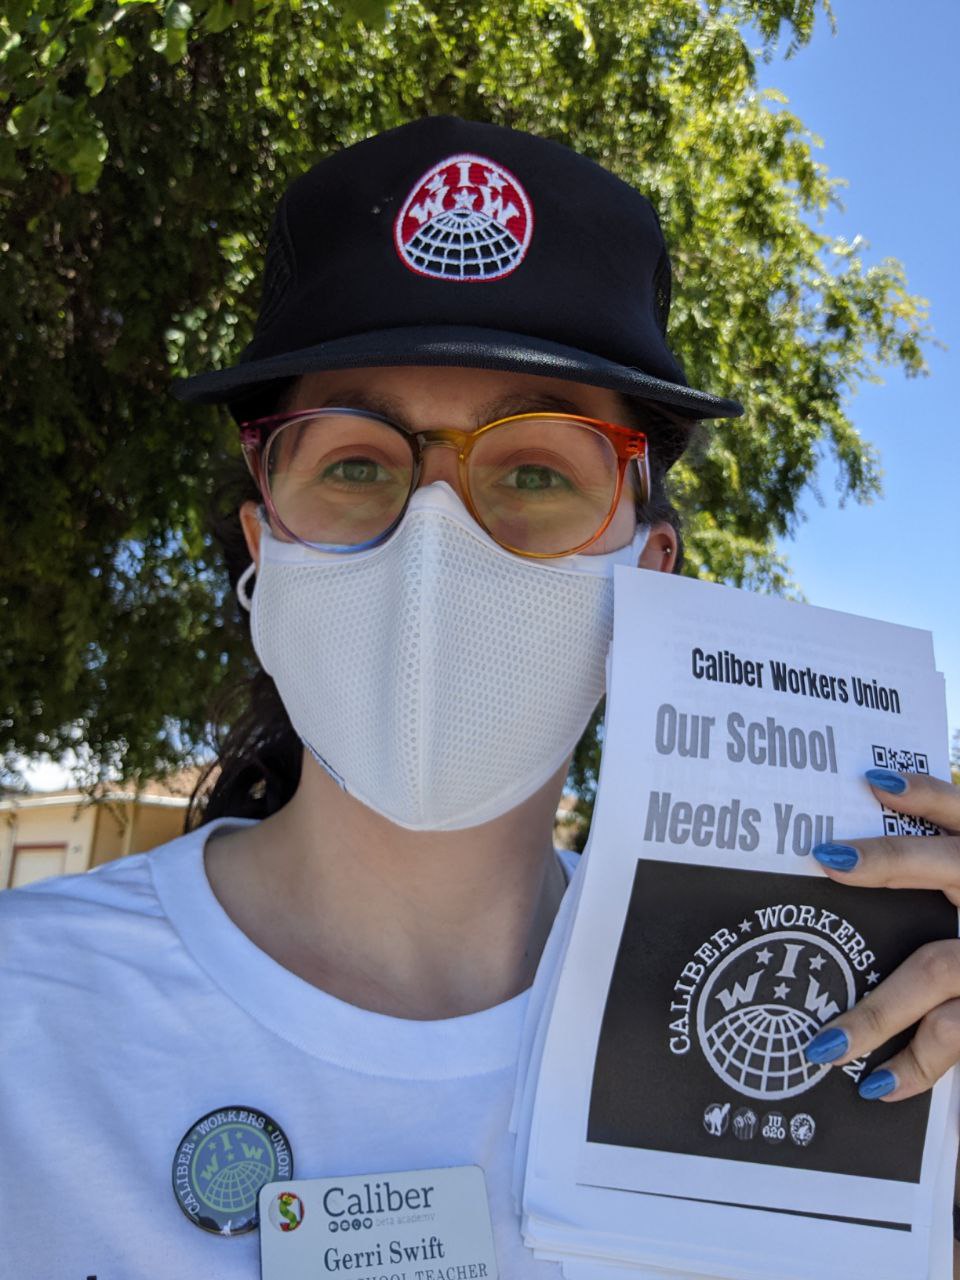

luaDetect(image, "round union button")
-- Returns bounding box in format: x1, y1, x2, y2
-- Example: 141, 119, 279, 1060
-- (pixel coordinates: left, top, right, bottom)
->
171, 1106, 294, 1235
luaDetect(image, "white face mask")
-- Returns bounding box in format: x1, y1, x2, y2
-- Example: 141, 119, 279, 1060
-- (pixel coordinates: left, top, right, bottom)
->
240, 482, 648, 831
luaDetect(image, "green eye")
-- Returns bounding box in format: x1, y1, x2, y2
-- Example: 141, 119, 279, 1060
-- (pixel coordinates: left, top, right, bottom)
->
322, 458, 389, 484
502, 464, 573, 492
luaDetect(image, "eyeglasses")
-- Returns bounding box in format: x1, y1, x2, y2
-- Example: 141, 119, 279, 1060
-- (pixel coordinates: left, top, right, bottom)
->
239, 408, 650, 559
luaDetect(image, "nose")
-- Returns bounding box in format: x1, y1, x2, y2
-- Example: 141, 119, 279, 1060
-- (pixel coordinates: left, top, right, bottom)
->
416, 439, 463, 495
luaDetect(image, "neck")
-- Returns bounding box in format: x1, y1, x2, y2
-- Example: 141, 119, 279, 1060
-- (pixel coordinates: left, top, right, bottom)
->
204, 751, 570, 1019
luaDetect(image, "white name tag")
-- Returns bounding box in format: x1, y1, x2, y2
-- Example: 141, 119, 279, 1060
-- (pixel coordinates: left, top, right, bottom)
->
259, 1165, 499, 1280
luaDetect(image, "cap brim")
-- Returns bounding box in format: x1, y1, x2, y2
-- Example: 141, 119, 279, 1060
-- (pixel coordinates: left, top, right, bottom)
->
171, 325, 743, 420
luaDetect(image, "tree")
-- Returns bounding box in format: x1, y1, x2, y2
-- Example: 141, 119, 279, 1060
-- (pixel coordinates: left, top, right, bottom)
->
0, 0, 932, 797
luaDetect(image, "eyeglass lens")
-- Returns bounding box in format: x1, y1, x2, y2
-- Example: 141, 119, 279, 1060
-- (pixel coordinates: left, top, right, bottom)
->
263, 413, 623, 555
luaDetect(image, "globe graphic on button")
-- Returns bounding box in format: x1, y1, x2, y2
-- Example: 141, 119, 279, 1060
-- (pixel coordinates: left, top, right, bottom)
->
202, 1157, 273, 1214
193, 1124, 277, 1215
695, 929, 857, 1101
403, 208, 523, 280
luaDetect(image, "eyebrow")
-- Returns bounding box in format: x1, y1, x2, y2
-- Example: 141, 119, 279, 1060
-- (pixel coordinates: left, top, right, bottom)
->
309, 387, 588, 429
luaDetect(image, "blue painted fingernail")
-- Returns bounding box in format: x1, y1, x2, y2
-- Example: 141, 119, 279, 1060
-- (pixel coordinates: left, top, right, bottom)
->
865, 768, 907, 795
812, 843, 860, 871
804, 1027, 849, 1064
859, 1069, 898, 1100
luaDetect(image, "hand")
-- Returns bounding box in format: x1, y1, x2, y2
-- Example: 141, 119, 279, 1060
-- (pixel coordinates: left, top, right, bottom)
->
802, 767, 960, 1101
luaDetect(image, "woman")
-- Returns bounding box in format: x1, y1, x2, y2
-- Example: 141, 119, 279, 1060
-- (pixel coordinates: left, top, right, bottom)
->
2, 115, 958, 1278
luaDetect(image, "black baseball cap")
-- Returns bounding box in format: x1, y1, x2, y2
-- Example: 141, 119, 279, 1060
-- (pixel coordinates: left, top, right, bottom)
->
173, 115, 743, 423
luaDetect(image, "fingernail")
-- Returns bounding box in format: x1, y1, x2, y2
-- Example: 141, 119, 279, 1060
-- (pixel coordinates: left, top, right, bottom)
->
812, 843, 860, 871
804, 1026, 849, 1064
865, 767, 907, 795
859, 1069, 898, 1100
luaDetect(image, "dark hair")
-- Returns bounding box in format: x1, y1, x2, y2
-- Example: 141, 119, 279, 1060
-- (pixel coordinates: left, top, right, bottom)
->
185, 386, 695, 831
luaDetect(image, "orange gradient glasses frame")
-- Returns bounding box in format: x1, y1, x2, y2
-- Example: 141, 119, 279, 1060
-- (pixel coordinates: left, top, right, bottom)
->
239, 408, 650, 559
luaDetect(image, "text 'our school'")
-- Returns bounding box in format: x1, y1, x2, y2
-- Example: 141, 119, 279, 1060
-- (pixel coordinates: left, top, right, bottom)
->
655, 703, 838, 771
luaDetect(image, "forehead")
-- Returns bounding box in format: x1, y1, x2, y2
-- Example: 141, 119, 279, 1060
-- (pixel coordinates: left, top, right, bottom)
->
287, 365, 631, 425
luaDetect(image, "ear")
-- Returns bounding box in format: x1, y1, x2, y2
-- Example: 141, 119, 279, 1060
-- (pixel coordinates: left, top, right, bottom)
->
638, 520, 678, 574
239, 500, 263, 571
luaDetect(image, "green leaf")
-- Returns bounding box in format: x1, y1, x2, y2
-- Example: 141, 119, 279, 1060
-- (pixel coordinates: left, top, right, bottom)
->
165, 0, 193, 30
85, 55, 106, 95
163, 26, 188, 61
562, 0, 595, 54
0, 137, 24, 179
342, 0, 391, 27
202, 0, 238, 32
57, 123, 109, 191
105, 40, 135, 77
3, 1, 35, 34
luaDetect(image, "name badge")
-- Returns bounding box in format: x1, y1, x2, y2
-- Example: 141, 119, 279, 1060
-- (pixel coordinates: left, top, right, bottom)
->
259, 1165, 499, 1280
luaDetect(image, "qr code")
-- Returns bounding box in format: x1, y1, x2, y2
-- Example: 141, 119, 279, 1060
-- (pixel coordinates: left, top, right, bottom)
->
872, 745, 929, 775
871, 745, 939, 837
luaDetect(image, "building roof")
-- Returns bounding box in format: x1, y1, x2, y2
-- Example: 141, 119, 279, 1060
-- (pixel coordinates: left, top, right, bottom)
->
0, 765, 212, 811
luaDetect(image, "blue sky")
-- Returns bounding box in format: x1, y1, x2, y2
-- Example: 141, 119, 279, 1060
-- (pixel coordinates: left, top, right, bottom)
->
754, 0, 960, 756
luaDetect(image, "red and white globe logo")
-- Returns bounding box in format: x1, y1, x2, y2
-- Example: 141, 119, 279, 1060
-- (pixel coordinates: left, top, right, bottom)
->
394, 152, 533, 282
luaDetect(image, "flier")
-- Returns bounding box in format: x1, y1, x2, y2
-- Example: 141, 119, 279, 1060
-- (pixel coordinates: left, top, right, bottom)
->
518, 568, 957, 1278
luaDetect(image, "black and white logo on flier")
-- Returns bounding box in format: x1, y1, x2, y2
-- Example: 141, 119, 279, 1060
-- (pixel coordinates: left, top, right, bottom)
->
695, 931, 856, 1101
790, 1113, 816, 1146
702, 1102, 730, 1136
589, 861, 957, 1180
732, 1107, 758, 1140
761, 1111, 787, 1143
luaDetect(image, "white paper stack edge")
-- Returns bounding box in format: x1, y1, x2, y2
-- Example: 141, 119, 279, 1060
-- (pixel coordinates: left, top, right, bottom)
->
510, 569, 959, 1280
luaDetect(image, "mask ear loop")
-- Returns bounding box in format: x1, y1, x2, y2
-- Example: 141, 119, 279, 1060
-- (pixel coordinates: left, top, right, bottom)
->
236, 561, 256, 612
631, 523, 650, 563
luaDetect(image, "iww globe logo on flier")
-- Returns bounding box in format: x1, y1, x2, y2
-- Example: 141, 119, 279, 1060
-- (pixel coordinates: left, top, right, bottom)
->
689, 926, 863, 1101
587, 861, 957, 1182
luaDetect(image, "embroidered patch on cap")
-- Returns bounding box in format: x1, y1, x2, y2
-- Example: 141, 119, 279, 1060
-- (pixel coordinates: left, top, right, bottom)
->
394, 153, 533, 282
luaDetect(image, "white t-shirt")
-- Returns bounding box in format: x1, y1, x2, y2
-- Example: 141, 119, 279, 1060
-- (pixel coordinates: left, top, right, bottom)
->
0, 815, 576, 1279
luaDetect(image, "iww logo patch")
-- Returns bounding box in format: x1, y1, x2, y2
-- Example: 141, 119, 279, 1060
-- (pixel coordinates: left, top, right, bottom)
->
394, 153, 533, 282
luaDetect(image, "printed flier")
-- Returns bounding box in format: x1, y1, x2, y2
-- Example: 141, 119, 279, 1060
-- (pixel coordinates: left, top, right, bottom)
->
588, 860, 957, 1187
527, 569, 956, 1239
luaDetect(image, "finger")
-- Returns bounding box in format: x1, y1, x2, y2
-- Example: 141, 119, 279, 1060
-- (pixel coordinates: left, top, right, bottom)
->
811, 833, 960, 899
855, 996, 960, 1102
864, 767, 960, 835
803, 939, 960, 1068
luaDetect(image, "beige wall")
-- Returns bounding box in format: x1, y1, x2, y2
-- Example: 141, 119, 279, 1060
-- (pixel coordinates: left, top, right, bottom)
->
2, 797, 188, 889
89, 803, 127, 869
1, 802, 96, 888
131, 803, 186, 856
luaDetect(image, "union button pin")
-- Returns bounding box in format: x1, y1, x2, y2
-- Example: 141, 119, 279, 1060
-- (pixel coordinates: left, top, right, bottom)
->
171, 1106, 294, 1235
